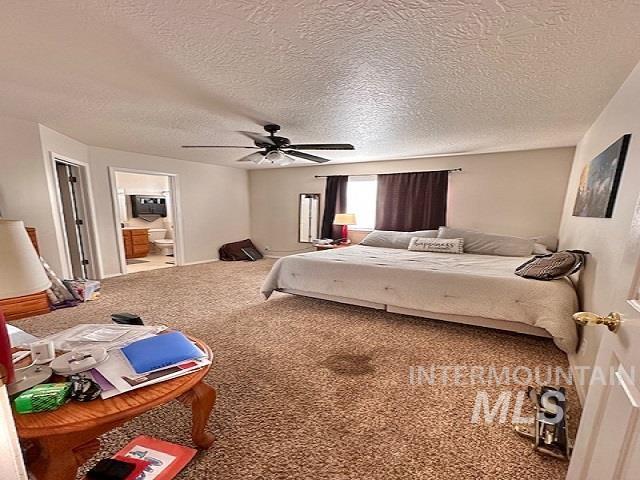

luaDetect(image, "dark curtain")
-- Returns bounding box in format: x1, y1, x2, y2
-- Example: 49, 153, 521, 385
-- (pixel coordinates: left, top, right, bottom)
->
375, 171, 448, 231
321, 175, 348, 239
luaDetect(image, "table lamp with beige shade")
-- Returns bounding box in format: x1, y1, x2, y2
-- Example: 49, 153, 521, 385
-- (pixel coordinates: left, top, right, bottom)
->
333, 213, 357, 244
0, 219, 51, 480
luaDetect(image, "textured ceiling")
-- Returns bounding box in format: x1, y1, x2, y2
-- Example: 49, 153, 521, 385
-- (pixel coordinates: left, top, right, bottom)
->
1, 0, 640, 169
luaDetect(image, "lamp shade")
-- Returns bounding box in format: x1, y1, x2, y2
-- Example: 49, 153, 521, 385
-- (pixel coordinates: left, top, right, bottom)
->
333, 213, 357, 226
0, 220, 50, 300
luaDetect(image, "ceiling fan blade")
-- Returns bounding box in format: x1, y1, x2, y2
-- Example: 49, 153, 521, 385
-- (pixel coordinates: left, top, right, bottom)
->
181, 145, 259, 149
239, 131, 276, 146
237, 152, 266, 163
284, 150, 331, 163
287, 143, 354, 150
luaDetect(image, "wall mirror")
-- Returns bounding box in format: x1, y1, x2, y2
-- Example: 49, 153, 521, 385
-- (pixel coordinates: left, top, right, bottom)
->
299, 193, 321, 243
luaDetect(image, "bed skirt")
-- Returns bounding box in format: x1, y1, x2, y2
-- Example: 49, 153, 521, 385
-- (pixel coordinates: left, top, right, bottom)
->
278, 288, 552, 338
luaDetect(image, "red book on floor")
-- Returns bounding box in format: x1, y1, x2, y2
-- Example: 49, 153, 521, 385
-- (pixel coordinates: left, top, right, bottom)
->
114, 435, 197, 480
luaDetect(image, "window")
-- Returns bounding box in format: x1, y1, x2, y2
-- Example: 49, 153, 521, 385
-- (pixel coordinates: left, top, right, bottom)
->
346, 176, 377, 230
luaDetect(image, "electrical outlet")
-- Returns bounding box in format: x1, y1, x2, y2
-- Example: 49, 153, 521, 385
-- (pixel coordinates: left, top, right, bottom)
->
264, 245, 270, 251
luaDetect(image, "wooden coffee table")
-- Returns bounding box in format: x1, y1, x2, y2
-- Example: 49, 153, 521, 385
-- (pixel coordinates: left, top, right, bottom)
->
13, 337, 215, 480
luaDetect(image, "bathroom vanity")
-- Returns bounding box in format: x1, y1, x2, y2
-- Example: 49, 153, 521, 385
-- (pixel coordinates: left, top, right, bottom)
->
122, 228, 149, 259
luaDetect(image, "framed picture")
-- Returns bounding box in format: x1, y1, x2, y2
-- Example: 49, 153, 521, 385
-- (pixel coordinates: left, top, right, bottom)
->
573, 134, 631, 218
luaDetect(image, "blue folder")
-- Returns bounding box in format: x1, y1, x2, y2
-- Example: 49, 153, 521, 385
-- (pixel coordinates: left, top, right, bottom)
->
122, 331, 203, 374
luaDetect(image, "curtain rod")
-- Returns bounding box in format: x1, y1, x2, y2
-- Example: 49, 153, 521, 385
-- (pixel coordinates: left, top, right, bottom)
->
314, 168, 462, 178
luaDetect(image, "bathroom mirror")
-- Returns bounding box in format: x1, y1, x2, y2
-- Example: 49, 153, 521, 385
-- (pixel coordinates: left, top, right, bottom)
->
298, 193, 321, 243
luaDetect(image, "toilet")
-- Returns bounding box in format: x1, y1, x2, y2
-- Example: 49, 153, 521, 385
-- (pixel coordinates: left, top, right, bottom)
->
148, 228, 174, 256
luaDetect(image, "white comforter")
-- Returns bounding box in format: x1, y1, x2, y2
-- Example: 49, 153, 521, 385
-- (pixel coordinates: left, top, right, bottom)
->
262, 246, 578, 352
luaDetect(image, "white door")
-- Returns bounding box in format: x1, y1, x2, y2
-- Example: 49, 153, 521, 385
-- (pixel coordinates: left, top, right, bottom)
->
567, 314, 640, 479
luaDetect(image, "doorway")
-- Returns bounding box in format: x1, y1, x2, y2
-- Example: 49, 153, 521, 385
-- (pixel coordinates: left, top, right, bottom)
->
109, 168, 183, 275
50, 154, 100, 279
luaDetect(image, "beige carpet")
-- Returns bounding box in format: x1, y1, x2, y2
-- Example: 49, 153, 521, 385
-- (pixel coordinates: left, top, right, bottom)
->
15, 260, 577, 479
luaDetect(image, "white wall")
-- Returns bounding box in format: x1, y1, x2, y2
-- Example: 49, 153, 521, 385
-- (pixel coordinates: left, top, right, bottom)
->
559, 60, 640, 386
89, 147, 250, 276
1, 117, 251, 279
249, 148, 574, 255
115, 171, 170, 194
0, 117, 66, 273
39, 124, 89, 165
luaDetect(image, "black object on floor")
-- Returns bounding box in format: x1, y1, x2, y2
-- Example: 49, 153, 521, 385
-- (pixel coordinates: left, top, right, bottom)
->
87, 458, 135, 480
219, 238, 261, 261
111, 313, 144, 326
514, 385, 572, 460
241, 247, 263, 261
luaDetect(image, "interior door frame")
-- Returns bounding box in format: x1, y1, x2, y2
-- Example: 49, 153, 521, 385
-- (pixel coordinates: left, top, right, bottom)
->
46, 152, 103, 279
108, 167, 185, 275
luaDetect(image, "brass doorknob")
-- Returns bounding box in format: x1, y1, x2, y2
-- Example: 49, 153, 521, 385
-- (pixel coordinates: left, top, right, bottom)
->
573, 311, 621, 332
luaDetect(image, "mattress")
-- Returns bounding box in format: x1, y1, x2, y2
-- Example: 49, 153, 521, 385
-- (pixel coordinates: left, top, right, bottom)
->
261, 245, 578, 352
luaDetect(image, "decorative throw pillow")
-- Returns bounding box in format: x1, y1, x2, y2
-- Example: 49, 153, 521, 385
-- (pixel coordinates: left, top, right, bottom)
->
515, 250, 589, 280
438, 227, 534, 257
360, 230, 438, 249
408, 237, 464, 254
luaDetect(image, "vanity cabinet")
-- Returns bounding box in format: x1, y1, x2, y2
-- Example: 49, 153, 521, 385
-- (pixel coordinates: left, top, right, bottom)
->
123, 228, 149, 259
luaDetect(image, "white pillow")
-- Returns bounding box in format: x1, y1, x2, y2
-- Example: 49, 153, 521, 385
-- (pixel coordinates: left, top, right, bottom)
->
360, 230, 438, 249
408, 237, 464, 254
530, 235, 558, 252
437, 227, 534, 257
532, 242, 552, 255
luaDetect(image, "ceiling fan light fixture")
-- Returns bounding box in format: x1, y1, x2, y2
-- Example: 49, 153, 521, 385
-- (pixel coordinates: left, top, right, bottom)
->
252, 153, 266, 164
265, 150, 292, 165
279, 155, 294, 166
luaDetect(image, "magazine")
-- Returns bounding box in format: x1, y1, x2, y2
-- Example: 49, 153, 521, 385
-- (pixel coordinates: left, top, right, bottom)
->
114, 435, 196, 480
90, 347, 210, 399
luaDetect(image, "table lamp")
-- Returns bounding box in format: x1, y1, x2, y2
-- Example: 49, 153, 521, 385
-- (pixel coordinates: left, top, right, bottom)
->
0, 219, 51, 480
333, 213, 357, 243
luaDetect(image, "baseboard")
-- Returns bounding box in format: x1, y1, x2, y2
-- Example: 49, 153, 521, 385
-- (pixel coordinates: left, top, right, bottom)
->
567, 353, 586, 406
181, 258, 219, 266
101, 272, 123, 279
101, 259, 218, 277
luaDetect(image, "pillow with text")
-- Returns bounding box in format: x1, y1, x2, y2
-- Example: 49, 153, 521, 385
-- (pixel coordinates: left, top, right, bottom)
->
408, 237, 464, 254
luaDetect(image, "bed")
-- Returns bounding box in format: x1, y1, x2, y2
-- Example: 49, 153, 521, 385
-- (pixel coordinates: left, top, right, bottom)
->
261, 245, 578, 352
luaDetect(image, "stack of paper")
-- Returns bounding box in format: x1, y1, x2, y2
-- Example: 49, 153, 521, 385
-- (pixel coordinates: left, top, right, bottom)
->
90, 344, 210, 399
31, 324, 166, 351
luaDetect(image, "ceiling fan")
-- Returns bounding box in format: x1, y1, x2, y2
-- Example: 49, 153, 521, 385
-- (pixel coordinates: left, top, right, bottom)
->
182, 124, 355, 165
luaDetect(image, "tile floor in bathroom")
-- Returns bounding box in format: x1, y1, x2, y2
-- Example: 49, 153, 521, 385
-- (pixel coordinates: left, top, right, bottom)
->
126, 253, 175, 274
